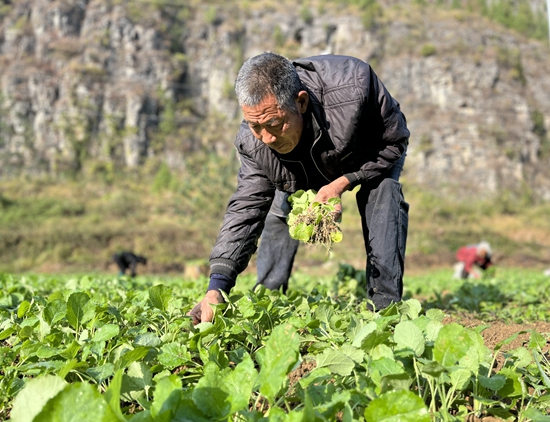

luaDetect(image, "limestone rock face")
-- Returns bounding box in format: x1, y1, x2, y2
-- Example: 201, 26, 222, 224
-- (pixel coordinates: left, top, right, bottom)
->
0, 1, 548, 199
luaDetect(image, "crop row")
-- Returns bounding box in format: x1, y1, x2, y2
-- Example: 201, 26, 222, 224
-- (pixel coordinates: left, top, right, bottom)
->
0, 271, 549, 421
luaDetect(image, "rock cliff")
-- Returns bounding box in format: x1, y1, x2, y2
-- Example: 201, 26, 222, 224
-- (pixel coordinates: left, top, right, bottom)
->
0, 0, 549, 199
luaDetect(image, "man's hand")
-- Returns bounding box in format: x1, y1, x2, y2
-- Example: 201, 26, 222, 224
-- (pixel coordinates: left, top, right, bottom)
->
314, 176, 351, 221
187, 290, 224, 325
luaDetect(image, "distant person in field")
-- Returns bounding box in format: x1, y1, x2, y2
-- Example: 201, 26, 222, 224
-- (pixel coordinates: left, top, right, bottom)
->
453, 241, 492, 279
188, 52, 410, 325
113, 252, 147, 277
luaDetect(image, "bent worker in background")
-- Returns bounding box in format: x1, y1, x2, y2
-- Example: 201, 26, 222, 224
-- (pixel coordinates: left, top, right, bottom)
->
453, 241, 493, 279
113, 251, 147, 278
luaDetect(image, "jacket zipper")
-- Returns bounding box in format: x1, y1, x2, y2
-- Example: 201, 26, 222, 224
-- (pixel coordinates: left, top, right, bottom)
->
310, 124, 333, 183
279, 158, 309, 186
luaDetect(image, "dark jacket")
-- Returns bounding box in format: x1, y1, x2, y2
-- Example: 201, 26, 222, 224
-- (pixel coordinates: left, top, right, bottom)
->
210, 54, 410, 280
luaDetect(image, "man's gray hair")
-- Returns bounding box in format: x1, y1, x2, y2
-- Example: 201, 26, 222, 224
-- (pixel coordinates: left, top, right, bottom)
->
235, 52, 303, 114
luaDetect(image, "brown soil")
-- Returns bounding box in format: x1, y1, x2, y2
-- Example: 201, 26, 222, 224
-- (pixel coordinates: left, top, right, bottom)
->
443, 316, 550, 375
288, 359, 317, 387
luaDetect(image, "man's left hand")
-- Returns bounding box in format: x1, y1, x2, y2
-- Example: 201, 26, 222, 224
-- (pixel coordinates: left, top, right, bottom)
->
187, 290, 224, 325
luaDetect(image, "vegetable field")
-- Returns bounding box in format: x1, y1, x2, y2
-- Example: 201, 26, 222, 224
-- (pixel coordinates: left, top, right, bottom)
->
1, 267, 549, 421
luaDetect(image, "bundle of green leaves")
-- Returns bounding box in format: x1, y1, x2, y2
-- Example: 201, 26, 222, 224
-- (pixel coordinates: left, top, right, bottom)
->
287, 189, 343, 250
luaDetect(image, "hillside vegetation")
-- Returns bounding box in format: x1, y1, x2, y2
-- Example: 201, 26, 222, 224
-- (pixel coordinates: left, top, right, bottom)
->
1, 164, 550, 276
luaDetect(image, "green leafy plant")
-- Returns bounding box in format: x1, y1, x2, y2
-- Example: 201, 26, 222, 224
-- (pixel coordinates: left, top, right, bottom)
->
1, 269, 550, 419
287, 189, 343, 250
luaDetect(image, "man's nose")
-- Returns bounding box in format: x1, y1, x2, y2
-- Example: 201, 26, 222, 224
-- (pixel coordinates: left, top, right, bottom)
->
261, 128, 276, 144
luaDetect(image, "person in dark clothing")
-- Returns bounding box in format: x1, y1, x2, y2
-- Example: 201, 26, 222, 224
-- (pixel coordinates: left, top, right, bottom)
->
453, 241, 492, 279
188, 52, 410, 324
113, 252, 147, 277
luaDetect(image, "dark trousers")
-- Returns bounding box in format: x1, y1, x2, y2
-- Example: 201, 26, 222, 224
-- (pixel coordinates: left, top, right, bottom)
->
255, 212, 299, 294
255, 155, 409, 309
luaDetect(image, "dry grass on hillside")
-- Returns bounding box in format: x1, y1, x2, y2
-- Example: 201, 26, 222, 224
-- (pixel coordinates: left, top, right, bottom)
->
2, 175, 550, 275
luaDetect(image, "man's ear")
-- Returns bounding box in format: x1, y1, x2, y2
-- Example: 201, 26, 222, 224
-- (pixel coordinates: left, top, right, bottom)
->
296, 90, 309, 114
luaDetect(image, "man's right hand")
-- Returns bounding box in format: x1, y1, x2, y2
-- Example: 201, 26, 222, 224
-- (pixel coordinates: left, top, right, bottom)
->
187, 290, 224, 325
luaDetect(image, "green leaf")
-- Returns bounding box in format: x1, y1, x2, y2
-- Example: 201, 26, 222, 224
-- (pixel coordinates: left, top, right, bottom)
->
151, 375, 181, 418
425, 308, 445, 322
149, 284, 172, 313
497, 367, 524, 398
86, 363, 115, 384
339, 344, 365, 363
158, 342, 191, 370
394, 321, 425, 357
420, 361, 447, 378
528, 331, 547, 350
370, 357, 405, 376
60, 341, 80, 360
93, 324, 120, 343
257, 324, 300, 404
315, 304, 334, 325
458, 345, 480, 374
104, 369, 126, 421
33, 382, 119, 422
327, 197, 341, 206
43, 299, 66, 325
330, 230, 343, 243
10, 375, 68, 422
360, 330, 392, 352
364, 390, 430, 422
425, 321, 443, 342
171, 397, 210, 422
134, 333, 161, 347
121, 361, 153, 402
450, 367, 471, 391
522, 408, 550, 422
224, 355, 258, 413
534, 350, 550, 389
18, 300, 31, 318
290, 222, 313, 242
289, 190, 307, 204
0, 326, 16, 341
66, 292, 95, 330
192, 363, 231, 420
380, 373, 413, 393
115, 346, 150, 371
478, 375, 506, 391
433, 323, 474, 367
57, 359, 78, 380
36, 345, 59, 359
351, 321, 377, 347
315, 349, 356, 376
399, 299, 422, 320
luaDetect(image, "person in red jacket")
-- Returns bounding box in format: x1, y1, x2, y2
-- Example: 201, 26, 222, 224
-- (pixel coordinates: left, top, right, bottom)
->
453, 241, 492, 279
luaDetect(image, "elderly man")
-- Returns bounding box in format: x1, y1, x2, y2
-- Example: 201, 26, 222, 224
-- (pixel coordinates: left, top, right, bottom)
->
189, 52, 410, 324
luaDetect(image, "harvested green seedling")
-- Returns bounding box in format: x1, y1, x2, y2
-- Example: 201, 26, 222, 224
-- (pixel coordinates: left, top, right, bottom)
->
287, 189, 343, 251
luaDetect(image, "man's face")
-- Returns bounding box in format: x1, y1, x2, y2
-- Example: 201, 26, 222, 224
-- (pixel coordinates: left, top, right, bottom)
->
242, 92, 308, 154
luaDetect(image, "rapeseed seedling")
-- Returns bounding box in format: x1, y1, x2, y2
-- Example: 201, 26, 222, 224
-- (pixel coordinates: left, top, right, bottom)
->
287, 189, 343, 251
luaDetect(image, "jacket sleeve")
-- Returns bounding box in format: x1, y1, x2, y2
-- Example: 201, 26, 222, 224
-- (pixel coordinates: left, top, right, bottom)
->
457, 247, 477, 274
344, 64, 410, 188
209, 149, 275, 281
